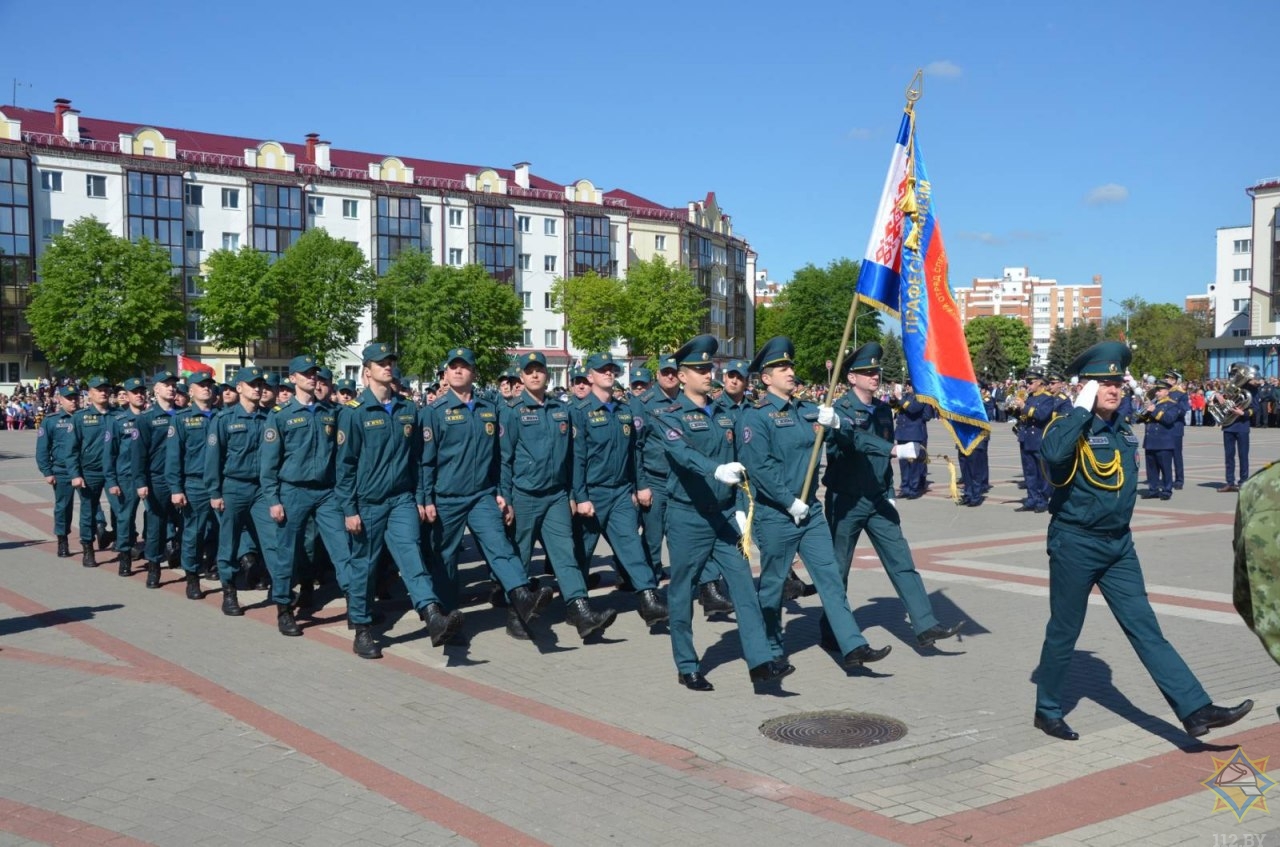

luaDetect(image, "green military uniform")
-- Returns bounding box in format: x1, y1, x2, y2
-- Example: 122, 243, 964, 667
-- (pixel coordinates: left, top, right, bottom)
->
105, 378, 146, 573
69, 377, 116, 562
1035, 341, 1250, 741
166, 374, 219, 584
133, 372, 181, 581
651, 336, 781, 687
1234, 461, 1280, 665
36, 386, 78, 552
736, 337, 885, 665
631, 354, 680, 578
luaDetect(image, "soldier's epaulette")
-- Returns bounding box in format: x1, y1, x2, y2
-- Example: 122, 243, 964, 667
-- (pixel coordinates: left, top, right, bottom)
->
273, 405, 283, 412
660, 403, 681, 414
430, 395, 450, 408
754, 397, 770, 408
345, 399, 360, 407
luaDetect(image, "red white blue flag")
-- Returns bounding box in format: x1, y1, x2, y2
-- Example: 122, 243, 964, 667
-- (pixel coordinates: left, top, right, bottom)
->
855, 112, 990, 454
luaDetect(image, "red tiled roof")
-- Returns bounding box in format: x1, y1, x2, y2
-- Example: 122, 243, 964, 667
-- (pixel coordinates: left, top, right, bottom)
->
602, 188, 675, 211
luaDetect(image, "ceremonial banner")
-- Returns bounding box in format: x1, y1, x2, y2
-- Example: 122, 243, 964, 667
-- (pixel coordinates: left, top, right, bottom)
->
856, 111, 990, 454
177, 353, 215, 379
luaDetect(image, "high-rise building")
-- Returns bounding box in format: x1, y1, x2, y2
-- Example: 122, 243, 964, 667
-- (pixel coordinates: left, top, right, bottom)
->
951, 267, 1103, 365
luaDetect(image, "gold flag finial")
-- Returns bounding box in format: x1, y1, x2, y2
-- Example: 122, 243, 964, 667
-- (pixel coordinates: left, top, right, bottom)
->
906, 68, 924, 108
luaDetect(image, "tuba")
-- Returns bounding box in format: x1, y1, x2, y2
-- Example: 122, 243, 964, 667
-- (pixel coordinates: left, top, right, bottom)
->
1207, 363, 1258, 427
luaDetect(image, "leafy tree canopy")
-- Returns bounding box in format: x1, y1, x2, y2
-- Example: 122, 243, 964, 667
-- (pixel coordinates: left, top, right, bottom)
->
618, 256, 706, 365
196, 246, 275, 367
549, 270, 622, 355
963, 315, 1031, 377
268, 228, 374, 363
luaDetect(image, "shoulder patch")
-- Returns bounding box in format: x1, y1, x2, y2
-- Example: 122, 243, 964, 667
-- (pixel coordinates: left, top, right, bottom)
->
273, 405, 283, 412
264, 428, 277, 442
207, 433, 217, 446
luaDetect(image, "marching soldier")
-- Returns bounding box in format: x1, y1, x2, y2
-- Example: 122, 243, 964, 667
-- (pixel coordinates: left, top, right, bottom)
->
893, 383, 932, 499
68, 377, 117, 568
823, 342, 964, 651
499, 351, 616, 640
1034, 341, 1253, 741
335, 343, 463, 659
36, 385, 79, 558
651, 335, 791, 691
419, 346, 555, 640
260, 372, 280, 411
570, 352, 669, 626
134, 371, 182, 587
632, 354, 680, 581
105, 377, 147, 576
737, 337, 890, 668
335, 378, 357, 404
629, 367, 652, 397
167, 372, 220, 601
1138, 381, 1177, 500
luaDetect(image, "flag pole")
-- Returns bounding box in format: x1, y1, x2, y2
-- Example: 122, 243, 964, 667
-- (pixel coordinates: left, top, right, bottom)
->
797, 70, 924, 503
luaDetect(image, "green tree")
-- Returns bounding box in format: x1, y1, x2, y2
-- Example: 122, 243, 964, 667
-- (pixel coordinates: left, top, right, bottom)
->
1046, 322, 1103, 376
972, 323, 1009, 383
195, 246, 275, 367
618, 256, 706, 363
549, 270, 623, 354
1120, 297, 1210, 381
880, 331, 907, 383
27, 217, 184, 380
1045, 326, 1070, 376
963, 315, 1031, 375
268, 228, 374, 362
376, 251, 522, 385
773, 259, 879, 384
753, 302, 788, 348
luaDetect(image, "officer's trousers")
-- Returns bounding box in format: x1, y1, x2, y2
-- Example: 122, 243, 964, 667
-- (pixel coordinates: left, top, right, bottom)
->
179, 490, 216, 575
215, 479, 279, 596
1224, 429, 1250, 485
426, 490, 529, 609
754, 504, 869, 657
513, 488, 586, 602
49, 475, 74, 537
279, 483, 352, 594
76, 476, 105, 546
1172, 434, 1185, 487
106, 484, 139, 553
667, 502, 773, 674
575, 485, 658, 592
1035, 522, 1210, 721
639, 478, 668, 575
897, 454, 926, 496
143, 484, 178, 564
348, 492, 439, 625
1144, 449, 1173, 496
1021, 448, 1048, 507
826, 491, 939, 636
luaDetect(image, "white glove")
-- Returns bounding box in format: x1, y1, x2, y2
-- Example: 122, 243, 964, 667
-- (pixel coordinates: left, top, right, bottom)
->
817, 405, 840, 429
1074, 379, 1099, 411
714, 462, 745, 484
897, 442, 920, 461
734, 511, 748, 534
787, 498, 810, 524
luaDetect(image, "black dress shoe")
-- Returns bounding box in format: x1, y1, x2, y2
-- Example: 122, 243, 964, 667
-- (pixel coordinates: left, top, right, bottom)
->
917, 620, 965, 648
352, 626, 382, 659
1014, 504, 1036, 512
1034, 505, 1048, 513
698, 580, 734, 614
1034, 713, 1079, 741
842, 644, 891, 667
277, 604, 303, 637
1182, 700, 1254, 738
1219, 485, 1240, 493
1159, 492, 1172, 500
678, 672, 714, 692
1139, 490, 1159, 499
748, 660, 795, 684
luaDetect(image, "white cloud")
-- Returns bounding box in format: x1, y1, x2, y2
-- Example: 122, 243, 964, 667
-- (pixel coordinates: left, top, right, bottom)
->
956, 231, 1003, 246
1085, 183, 1129, 206
846, 127, 873, 141
924, 60, 962, 78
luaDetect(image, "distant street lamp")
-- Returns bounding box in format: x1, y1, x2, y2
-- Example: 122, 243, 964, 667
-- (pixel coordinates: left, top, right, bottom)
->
1108, 298, 1131, 340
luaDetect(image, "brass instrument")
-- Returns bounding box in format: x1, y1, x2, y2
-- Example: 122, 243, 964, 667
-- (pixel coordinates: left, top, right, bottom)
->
1207, 363, 1258, 427
1003, 388, 1028, 413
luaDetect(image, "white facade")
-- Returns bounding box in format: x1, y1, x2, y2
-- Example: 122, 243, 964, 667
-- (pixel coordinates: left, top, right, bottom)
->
1249, 182, 1280, 336
1210, 224, 1252, 337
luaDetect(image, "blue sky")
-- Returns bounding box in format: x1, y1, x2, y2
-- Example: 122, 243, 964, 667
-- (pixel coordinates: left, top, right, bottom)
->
4, 0, 1276, 322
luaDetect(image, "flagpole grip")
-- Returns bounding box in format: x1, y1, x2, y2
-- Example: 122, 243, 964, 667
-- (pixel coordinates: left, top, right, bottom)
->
800, 291, 864, 500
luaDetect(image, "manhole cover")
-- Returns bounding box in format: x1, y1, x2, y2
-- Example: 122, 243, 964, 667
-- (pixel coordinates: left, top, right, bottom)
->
760, 710, 908, 749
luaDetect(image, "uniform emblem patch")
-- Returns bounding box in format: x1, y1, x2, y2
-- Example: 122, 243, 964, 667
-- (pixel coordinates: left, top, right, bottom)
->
167, 426, 176, 438
336, 430, 346, 445
403, 424, 413, 438
103, 431, 112, 442
622, 424, 631, 437
485, 422, 495, 436
264, 428, 277, 442
666, 428, 680, 441
633, 416, 644, 430
560, 422, 568, 434
423, 427, 433, 442
207, 434, 217, 446
726, 430, 733, 443
130, 429, 140, 440
743, 426, 753, 444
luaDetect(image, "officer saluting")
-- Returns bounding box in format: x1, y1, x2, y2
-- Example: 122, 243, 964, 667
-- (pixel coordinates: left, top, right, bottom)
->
1034, 341, 1253, 740
652, 335, 792, 691
736, 337, 890, 669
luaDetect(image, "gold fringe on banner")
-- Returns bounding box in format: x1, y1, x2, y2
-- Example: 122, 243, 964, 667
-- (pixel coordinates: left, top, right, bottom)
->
738, 476, 757, 565
942, 455, 961, 503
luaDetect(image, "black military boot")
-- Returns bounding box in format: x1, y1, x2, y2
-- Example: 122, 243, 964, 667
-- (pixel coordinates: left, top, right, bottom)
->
352, 625, 382, 659
565, 597, 617, 640
98, 526, 115, 551
81, 545, 98, 568
184, 571, 204, 600
698, 581, 734, 615
56, 535, 71, 558
221, 584, 244, 617
117, 550, 132, 577
418, 603, 464, 647
294, 581, 316, 617
637, 588, 669, 626
505, 606, 532, 640
509, 583, 554, 623
782, 569, 816, 600
145, 559, 162, 589
277, 603, 303, 637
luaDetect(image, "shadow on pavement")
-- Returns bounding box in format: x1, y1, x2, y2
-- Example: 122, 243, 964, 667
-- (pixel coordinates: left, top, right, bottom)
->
0, 603, 125, 637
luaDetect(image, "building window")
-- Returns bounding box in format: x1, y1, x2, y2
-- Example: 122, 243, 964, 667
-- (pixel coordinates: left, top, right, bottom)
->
185, 273, 203, 297
184, 184, 203, 206
41, 219, 63, 240
86, 175, 107, 198
572, 214, 612, 276
655, 234, 666, 251
0, 157, 35, 354
222, 232, 239, 251
544, 255, 556, 273
473, 205, 515, 282
185, 230, 204, 250
544, 292, 553, 309
374, 195, 422, 276
251, 182, 303, 262
186, 313, 205, 343
522, 329, 532, 347
518, 253, 531, 271
521, 291, 532, 309
307, 196, 325, 216
448, 208, 463, 227
40, 170, 62, 192
420, 206, 432, 225
545, 329, 557, 346
448, 248, 463, 266
1234, 239, 1252, 254
127, 171, 185, 270
342, 199, 359, 219
222, 188, 240, 209
544, 218, 557, 236
1234, 298, 1250, 312
517, 215, 530, 233
1234, 268, 1252, 282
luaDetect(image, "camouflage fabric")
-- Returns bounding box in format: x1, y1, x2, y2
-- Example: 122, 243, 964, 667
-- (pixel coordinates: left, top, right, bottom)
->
1233, 461, 1280, 665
